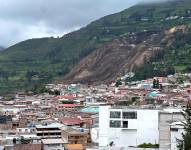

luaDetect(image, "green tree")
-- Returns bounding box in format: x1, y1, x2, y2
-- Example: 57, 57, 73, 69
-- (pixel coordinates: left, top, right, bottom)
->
115, 79, 122, 87
177, 103, 191, 150
25, 71, 33, 82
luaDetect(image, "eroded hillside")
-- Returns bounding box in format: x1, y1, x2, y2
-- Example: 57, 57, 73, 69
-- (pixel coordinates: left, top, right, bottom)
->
63, 26, 187, 84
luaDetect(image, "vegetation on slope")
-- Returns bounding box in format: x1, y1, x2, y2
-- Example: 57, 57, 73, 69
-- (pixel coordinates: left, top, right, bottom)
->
0, 0, 191, 94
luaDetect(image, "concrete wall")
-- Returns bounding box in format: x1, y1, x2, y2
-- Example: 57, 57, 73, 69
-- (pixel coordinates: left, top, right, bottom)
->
159, 112, 184, 149
99, 106, 159, 147
43, 144, 65, 150
136, 110, 159, 145
99, 106, 110, 147
171, 128, 184, 150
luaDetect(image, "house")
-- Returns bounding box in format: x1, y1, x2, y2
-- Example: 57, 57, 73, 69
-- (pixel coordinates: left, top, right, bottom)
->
13, 144, 41, 150
0, 115, 12, 130
56, 104, 83, 112
12, 117, 28, 129
76, 112, 99, 128
42, 138, 68, 150
59, 117, 84, 127
61, 127, 89, 146
35, 122, 63, 139
5, 135, 41, 150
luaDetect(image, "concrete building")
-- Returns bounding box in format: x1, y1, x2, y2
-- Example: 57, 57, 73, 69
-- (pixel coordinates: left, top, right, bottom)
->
61, 127, 89, 146
159, 109, 184, 150
35, 123, 63, 139
99, 106, 159, 148
42, 138, 68, 150
170, 122, 184, 150
5, 135, 41, 150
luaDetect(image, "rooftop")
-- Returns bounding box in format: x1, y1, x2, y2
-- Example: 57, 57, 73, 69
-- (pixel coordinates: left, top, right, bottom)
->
42, 138, 68, 144
13, 144, 41, 150
61, 127, 89, 135
65, 144, 83, 150
59, 117, 83, 126
80, 107, 99, 114
35, 123, 63, 129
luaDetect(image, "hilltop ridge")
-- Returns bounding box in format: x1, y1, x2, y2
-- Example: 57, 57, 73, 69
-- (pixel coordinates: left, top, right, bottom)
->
0, 0, 191, 93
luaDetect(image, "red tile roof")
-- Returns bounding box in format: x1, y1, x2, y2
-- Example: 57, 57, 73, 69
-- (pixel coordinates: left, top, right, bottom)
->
56, 104, 83, 109
59, 117, 83, 125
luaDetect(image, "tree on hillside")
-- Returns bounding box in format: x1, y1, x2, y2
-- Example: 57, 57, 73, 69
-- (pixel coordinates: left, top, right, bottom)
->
177, 102, 191, 150
153, 79, 159, 89
115, 79, 122, 87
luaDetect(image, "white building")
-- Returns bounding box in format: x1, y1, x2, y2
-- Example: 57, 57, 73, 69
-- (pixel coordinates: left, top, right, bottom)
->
35, 123, 63, 139
159, 108, 184, 150
170, 122, 184, 150
99, 106, 159, 148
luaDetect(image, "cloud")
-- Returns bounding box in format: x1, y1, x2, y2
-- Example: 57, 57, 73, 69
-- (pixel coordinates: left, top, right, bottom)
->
0, 0, 160, 47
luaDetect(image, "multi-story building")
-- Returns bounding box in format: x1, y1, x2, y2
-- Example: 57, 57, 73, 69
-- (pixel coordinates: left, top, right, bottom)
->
61, 127, 89, 146
42, 138, 68, 150
99, 106, 159, 147
4, 135, 41, 150
35, 123, 63, 139
159, 109, 184, 150
170, 122, 184, 150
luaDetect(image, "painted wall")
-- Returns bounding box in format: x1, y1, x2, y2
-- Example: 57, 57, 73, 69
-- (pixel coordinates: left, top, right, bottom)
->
171, 127, 184, 150
43, 144, 65, 150
99, 106, 159, 147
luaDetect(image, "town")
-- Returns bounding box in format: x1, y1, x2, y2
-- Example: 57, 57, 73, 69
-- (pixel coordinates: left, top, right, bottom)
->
0, 72, 191, 150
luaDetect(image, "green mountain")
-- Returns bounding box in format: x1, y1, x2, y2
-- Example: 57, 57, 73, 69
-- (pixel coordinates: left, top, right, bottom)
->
1, 0, 191, 94
0, 46, 4, 51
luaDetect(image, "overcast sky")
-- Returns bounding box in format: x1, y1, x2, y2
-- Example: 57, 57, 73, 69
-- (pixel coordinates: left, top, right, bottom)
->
0, 0, 161, 47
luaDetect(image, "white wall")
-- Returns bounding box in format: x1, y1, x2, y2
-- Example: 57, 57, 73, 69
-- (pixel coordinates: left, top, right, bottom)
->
43, 144, 65, 150
137, 110, 159, 145
99, 106, 110, 147
99, 106, 159, 147
171, 128, 184, 150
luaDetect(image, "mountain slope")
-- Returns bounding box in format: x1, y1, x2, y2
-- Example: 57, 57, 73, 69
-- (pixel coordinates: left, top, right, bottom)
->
62, 26, 187, 84
0, 46, 4, 51
0, 0, 191, 93
62, 0, 191, 83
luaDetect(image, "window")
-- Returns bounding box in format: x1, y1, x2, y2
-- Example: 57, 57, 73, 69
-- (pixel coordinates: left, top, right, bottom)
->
44, 133, 48, 136
110, 120, 121, 128
170, 128, 178, 132
110, 111, 121, 118
123, 121, 128, 128
37, 133, 42, 136
123, 112, 137, 119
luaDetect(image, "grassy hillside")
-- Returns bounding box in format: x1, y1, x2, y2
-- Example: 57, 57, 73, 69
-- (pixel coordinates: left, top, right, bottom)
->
0, 0, 191, 94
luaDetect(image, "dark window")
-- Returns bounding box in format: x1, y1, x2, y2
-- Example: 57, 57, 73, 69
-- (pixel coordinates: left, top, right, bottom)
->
0, 115, 12, 124
110, 111, 121, 118
110, 120, 121, 128
123, 112, 137, 119
123, 121, 128, 128
44, 133, 48, 136
37, 133, 42, 136
170, 128, 178, 132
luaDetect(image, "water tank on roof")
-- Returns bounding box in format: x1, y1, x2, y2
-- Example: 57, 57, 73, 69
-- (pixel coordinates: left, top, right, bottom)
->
80, 128, 84, 132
